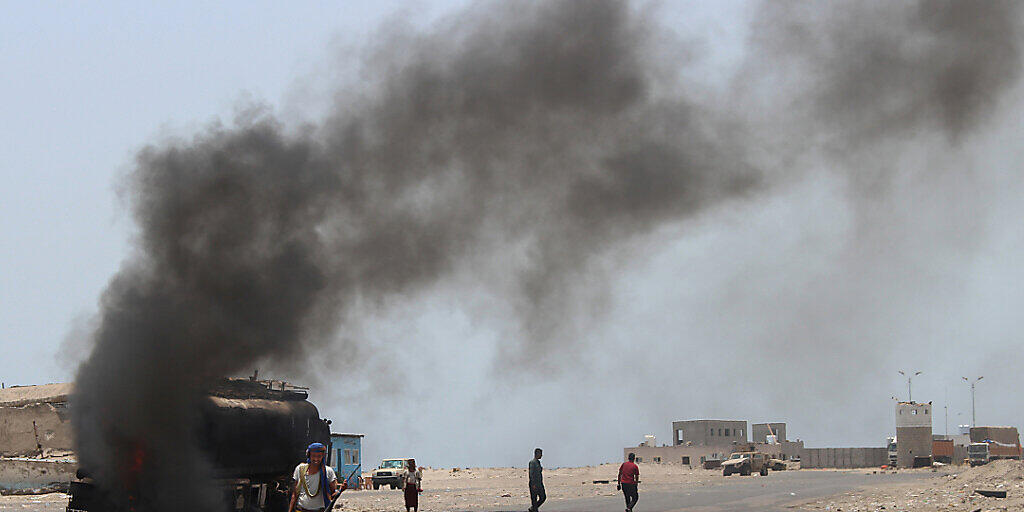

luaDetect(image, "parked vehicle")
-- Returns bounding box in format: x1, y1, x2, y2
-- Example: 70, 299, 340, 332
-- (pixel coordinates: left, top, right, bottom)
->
721, 452, 769, 477
932, 439, 954, 464
371, 458, 413, 489
967, 427, 1022, 466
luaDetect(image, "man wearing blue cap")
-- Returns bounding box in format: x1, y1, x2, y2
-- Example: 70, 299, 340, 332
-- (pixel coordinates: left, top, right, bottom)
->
289, 442, 345, 512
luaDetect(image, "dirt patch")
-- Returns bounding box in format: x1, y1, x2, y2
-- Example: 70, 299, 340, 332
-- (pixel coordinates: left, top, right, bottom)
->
337, 463, 723, 511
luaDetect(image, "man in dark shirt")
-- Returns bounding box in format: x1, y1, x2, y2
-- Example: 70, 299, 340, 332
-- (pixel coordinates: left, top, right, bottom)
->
528, 448, 545, 512
618, 452, 640, 511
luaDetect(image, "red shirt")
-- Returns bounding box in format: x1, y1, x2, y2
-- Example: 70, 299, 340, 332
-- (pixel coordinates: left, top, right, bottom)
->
618, 461, 639, 484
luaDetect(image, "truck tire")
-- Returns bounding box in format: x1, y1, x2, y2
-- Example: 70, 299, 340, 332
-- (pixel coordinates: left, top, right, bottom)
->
373, 483, 379, 490
723, 468, 730, 476
741, 464, 751, 476
760, 466, 769, 476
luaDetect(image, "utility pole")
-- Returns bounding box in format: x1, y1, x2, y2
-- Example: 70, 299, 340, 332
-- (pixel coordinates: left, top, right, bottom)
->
898, 370, 922, 402
962, 376, 983, 427
944, 387, 948, 438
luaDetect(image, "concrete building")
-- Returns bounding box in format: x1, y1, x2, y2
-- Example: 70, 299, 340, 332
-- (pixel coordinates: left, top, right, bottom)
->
752, 423, 787, 443
895, 401, 932, 468
628, 419, 803, 467
626, 444, 734, 467
673, 419, 747, 446
625, 439, 805, 466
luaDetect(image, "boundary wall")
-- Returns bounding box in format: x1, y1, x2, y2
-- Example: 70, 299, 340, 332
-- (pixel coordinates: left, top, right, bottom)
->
802, 447, 887, 468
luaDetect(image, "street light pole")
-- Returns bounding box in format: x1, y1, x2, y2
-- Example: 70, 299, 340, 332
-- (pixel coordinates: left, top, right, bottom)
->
962, 376, 983, 427
898, 370, 922, 402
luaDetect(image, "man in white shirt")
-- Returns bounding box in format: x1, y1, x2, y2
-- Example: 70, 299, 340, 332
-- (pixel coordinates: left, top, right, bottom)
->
289, 443, 345, 512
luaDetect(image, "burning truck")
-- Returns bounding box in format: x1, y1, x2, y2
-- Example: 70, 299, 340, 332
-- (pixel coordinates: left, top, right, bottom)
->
66, 379, 331, 512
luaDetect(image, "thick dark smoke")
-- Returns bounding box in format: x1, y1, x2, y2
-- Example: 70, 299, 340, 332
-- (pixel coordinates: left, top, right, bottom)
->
72, 0, 1021, 508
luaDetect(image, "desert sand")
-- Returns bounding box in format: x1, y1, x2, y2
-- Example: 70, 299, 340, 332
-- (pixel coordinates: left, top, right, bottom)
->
337, 463, 721, 511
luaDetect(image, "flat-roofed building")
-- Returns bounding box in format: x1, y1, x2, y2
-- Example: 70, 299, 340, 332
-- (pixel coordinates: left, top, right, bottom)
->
895, 401, 932, 468
673, 419, 747, 446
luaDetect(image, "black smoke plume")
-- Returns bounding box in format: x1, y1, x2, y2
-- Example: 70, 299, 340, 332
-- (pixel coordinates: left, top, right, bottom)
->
72, 0, 1020, 509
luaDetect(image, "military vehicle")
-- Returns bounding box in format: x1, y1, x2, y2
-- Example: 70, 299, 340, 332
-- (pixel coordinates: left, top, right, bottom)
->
721, 451, 769, 476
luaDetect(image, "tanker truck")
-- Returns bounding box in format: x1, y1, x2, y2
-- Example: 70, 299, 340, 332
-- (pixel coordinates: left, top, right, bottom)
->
66, 379, 332, 512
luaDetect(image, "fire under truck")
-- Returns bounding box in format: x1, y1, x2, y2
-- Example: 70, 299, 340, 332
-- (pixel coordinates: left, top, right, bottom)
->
66, 379, 331, 512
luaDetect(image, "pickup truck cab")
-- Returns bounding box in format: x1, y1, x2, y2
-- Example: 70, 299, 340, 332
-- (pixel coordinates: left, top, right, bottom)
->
371, 458, 413, 489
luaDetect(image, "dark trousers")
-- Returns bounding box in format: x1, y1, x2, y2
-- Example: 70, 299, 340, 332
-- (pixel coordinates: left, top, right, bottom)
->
530, 483, 546, 511
621, 483, 638, 510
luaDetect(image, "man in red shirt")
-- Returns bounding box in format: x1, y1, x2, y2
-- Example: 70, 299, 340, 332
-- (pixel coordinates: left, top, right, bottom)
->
617, 452, 640, 511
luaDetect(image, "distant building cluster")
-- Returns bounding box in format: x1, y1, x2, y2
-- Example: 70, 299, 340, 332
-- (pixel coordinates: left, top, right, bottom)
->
625, 419, 804, 467
629, 401, 1021, 470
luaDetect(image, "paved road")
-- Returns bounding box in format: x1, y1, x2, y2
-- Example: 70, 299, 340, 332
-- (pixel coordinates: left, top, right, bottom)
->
483, 470, 942, 512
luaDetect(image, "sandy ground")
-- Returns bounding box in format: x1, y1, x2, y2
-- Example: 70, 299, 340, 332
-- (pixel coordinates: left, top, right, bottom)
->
0, 463, 722, 511
798, 459, 1024, 512
5, 461, 1004, 512
337, 463, 723, 511
0, 492, 66, 512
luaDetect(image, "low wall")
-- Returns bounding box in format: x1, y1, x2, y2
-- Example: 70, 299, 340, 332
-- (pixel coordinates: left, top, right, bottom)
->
802, 447, 887, 468
0, 458, 76, 494
0, 401, 74, 457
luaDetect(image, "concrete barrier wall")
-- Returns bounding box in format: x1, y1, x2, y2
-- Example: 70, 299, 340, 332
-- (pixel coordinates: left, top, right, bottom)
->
802, 448, 887, 468
0, 458, 75, 494
0, 402, 74, 457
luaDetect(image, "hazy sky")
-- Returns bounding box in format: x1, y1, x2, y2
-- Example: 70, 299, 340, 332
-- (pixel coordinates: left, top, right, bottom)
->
3, 1, 1023, 470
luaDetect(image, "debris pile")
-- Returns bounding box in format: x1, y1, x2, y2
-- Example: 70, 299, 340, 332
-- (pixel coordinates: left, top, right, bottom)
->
801, 460, 1024, 511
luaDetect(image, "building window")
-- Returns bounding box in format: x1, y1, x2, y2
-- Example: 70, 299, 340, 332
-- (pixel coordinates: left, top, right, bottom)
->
682, 456, 690, 465
653, 457, 661, 463
725, 428, 730, 436
912, 410, 918, 415
719, 429, 723, 436
349, 449, 360, 465
636, 457, 643, 463
710, 429, 714, 436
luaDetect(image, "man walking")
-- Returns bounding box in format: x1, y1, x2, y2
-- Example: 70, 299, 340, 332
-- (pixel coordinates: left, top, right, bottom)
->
289, 442, 345, 512
528, 448, 546, 512
618, 452, 640, 512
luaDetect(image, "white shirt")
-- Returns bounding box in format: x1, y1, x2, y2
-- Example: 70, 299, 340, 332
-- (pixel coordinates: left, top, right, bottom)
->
293, 464, 337, 510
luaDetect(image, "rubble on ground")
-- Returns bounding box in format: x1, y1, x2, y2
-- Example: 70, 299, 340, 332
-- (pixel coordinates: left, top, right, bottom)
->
800, 459, 1024, 512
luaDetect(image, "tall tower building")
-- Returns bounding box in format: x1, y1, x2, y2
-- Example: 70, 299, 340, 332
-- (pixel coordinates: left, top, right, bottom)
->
895, 401, 932, 468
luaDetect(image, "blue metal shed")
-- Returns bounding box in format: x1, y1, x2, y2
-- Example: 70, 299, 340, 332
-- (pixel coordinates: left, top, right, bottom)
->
330, 433, 364, 488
